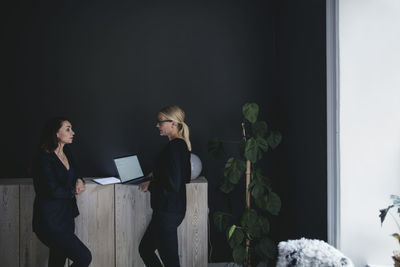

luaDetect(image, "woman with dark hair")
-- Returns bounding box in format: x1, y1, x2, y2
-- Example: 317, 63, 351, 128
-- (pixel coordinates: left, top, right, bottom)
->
32, 117, 92, 267
138, 105, 191, 267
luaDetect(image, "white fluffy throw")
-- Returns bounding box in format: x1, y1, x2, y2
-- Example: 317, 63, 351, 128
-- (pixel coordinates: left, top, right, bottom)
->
276, 238, 354, 267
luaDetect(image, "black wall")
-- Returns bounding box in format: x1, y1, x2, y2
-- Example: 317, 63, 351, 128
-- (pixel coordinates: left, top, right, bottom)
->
272, 0, 327, 242
1, 0, 326, 262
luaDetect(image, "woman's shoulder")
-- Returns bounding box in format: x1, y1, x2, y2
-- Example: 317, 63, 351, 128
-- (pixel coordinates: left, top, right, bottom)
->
168, 138, 189, 151
33, 150, 54, 170
37, 150, 53, 159
169, 138, 186, 146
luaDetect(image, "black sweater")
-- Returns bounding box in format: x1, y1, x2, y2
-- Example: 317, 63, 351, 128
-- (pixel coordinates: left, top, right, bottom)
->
150, 138, 191, 214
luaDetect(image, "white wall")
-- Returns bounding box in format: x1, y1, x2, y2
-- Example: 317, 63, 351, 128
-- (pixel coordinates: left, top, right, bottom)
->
339, 0, 400, 266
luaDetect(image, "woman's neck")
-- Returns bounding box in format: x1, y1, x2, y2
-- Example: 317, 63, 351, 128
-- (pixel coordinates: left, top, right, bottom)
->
168, 133, 183, 141
54, 143, 65, 155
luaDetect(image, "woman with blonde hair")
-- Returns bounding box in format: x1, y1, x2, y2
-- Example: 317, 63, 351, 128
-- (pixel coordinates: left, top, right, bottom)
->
139, 105, 191, 267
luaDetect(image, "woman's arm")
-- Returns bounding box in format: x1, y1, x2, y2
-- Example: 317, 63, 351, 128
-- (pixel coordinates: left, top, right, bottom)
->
165, 143, 186, 193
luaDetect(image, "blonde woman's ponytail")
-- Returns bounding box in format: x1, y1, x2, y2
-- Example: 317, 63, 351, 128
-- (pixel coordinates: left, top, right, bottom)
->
159, 105, 192, 151
180, 122, 191, 151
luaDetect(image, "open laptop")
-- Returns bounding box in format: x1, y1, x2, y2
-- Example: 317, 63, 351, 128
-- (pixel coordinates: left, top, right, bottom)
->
92, 155, 149, 185
114, 154, 149, 185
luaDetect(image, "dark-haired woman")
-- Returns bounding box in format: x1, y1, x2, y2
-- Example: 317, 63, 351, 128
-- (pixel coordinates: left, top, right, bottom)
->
32, 117, 92, 267
138, 105, 191, 267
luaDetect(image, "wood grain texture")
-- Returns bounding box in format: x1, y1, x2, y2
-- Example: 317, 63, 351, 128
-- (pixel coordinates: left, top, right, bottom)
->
114, 177, 208, 267
179, 177, 208, 267
115, 184, 152, 267
1, 177, 208, 267
20, 184, 49, 267
0, 184, 19, 267
75, 183, 115, 267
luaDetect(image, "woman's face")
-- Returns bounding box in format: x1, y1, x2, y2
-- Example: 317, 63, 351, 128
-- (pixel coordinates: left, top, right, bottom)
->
56, 120, 75, 145
156, 113, 174, 137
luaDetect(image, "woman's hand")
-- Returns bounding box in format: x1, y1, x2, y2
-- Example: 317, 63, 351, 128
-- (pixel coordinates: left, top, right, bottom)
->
139, 181, 150, 192
75, 178, 86, 195
139, 172, 153, 192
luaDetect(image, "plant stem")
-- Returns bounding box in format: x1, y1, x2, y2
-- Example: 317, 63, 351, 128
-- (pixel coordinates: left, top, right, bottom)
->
245, 159, 251, 267
242, 122, 251, 267
241, 122, 251, 210
246, 160, 251, 209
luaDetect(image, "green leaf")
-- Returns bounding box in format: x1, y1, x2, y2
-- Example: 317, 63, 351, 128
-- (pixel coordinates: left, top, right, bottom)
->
248, 224, 262, 239
266, 192, 281, 215
392, 233, 400, 241
241, 209, 258, 228
248, 176, 256, 190
252, 168, 272, 189
267, 131, 282, 149
245, 137, 268, 163
251, 184, 265, 199
256, 194, 268, 210
252, 168, 264, 182
252, 121, 268, 137
228, 226, 244, 248
224, 157, 246, 184
208, 137, 225, 158
214, 212, 231, 232
264, 177, 272, 190
257, 149, 263, 161
255, 237, 277, 260
390, 195, 400, 206
244, 138, 258, 163
232, 245, 246, 264
220, 179, 234, 193
239, 139, 246, 157
241, 209, 263, 239
259, 216, 270, 235
379, 206, 393, 224
228, 225, 237, 239
243, 103, 259, 123
256, 137, 269, 152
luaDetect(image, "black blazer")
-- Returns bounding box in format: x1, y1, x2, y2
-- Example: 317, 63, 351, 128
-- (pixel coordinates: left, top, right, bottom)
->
32, 148, 79, 234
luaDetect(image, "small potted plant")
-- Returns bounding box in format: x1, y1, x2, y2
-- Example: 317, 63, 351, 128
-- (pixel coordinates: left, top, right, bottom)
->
379, 195, 400, 266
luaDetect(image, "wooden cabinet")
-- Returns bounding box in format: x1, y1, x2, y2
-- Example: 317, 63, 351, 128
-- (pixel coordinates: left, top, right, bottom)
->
0, 177, 208, 267
0, 184, 19, 267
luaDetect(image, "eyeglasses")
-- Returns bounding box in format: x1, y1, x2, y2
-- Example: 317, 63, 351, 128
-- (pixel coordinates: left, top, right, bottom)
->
157, 120, 173, 124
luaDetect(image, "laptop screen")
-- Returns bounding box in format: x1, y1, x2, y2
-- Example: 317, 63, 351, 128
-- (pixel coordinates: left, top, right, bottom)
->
114, 155, 144, 182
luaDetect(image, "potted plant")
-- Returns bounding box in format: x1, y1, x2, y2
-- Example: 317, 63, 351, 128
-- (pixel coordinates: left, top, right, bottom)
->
208, 102, 282, 266
379, 194, 400, 266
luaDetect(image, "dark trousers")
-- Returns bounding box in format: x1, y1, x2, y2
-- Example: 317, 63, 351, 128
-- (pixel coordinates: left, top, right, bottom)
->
36, 230, 92, 267
139, 211, 185, 267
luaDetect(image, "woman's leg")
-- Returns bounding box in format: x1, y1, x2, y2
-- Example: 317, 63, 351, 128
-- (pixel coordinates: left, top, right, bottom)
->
36, 231, 91, 267
139, 219, 163, 267
48, 247, 67, 267
59, 232, 91, 267
156, 212, 185, 267
36, 232, 67, 267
